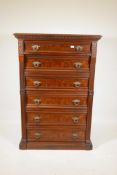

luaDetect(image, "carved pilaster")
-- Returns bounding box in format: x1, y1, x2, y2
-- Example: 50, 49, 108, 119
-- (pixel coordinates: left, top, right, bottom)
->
88, 90, 94, 96
91, 41, 97, 58
18, 39, 24, 56
20, 89, 25, 95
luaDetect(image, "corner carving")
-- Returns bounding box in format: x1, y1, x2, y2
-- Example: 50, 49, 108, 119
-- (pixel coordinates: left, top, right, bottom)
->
91, 41, 97, 57
89, 90, 94, 96
18, 40, 24, 56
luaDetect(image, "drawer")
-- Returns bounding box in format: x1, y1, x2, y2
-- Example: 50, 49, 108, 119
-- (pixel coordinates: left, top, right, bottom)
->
26, 94, 88, 108
27, 112, 87, 125
25, 55, 90, 71
27, 126, 86, 142
24, 41, 91, 53
25, 77, 89, 89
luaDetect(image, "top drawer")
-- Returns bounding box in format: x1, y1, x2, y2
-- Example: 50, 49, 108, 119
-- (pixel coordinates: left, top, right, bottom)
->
24, 41, 91, 54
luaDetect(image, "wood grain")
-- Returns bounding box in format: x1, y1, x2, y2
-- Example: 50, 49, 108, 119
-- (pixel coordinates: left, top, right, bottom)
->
14, 33, 102, 150
25, 55, 90, 71
27, 126, 86, 142
27, 111, 87, 125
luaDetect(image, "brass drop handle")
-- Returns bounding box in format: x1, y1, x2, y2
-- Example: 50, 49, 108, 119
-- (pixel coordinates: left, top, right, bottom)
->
32, 61, 41, 68
73, 81, 81, 88
33, 81, 41, 87
72, 99, 80, 106
32, 45, 40, 51
72, 133, 79, 139
33, 116, 41, 122
74, 62, 82, 69
72, 117, 79, 123
75, 45, 83, 51
34, 132, 41, 139
34, 98, 41, 105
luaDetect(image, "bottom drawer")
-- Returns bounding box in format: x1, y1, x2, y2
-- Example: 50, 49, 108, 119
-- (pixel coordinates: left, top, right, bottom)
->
27, 126, 86, 142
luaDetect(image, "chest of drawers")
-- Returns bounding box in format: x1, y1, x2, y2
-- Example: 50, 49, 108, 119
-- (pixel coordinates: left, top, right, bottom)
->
14, 33, 101, 150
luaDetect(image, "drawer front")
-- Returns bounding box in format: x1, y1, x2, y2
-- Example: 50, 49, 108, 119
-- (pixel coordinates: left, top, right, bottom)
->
26, 94, 88, 108
25, 56, 90, 71
25, 77, 89, 89
24, 41, 91, 53
27, 112, 87, 125
27, 127, 86, 142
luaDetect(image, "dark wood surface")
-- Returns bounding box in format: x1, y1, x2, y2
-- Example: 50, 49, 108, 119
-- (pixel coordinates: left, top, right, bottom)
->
14, 33, 102, 150
26, 111, 87, 125
24, 41, 91, 53
25, 77, 89, 89
27, 125, 86, 142
25, 55, 90, 71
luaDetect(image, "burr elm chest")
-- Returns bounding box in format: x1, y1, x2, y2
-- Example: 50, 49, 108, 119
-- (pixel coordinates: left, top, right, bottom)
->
14, 33, 101, 150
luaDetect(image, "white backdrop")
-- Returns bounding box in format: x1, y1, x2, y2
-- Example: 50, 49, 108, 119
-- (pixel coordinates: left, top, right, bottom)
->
0, 0, 117, 175
0, 0, 117, 123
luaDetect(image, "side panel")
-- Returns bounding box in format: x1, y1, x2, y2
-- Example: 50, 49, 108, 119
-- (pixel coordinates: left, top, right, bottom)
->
18, 39, 27, 149
86, 41, 97, 148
